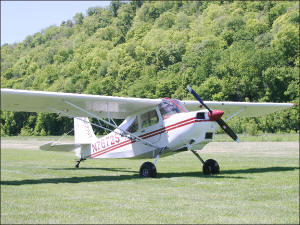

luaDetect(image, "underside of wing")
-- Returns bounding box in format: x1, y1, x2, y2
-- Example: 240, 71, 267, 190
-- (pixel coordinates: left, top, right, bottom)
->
182, 100, 294, 117
1, 89, 161, 119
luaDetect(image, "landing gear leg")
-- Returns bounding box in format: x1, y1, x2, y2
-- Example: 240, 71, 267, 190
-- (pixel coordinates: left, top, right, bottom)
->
153, 147, 166, 166
191, 150, 220, 175
190, 150, 205, 164
139, 147, 166, 178
75, 158, 86, 168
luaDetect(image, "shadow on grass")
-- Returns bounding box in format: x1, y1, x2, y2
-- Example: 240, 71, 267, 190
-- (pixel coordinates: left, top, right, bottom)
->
156, 172, 244, 179
1, 172, 244, 186
1, 166, 298, 186
50, 167, 136, 173
221, 166, 299, 175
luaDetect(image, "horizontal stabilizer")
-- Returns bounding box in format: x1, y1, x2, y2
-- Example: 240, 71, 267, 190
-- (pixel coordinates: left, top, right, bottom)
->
40, 142, 80, 152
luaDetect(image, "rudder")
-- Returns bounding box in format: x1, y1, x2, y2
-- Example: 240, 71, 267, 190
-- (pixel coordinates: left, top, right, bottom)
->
74, 117, 97, 144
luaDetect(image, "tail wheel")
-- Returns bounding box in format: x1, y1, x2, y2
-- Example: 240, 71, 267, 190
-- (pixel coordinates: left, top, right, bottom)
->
203, 159, 220, 175
139, 161, 157, 178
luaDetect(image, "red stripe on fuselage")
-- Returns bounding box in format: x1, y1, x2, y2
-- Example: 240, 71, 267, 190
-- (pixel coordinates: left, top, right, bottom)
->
90, 117, 210, 158
139, 117, 196, 139
90, 117, 196, 158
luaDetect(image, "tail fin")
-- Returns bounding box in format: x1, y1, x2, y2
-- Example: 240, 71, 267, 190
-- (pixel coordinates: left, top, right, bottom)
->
74, 117, 97, 144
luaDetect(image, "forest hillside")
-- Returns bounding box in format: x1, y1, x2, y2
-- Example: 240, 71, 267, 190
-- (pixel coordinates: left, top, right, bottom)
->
1, 1, 299, 136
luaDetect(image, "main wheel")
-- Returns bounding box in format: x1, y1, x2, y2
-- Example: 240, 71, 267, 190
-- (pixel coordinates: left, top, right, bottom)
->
139, 161, 157, 178
203, 159, 220, 175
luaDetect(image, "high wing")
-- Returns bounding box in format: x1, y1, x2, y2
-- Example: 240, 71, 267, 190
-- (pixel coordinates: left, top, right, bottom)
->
182, 100, 294, 117
1, 88, 294, 119
1, 88, 161, 119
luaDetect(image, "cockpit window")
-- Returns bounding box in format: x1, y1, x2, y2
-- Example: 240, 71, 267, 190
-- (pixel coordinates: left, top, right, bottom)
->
141, 110, 159, 128
127, 117, 138, 133
158, 98, 188, 119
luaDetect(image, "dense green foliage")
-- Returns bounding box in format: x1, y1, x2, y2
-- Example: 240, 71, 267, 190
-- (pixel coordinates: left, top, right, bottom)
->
1, 1, 299, 136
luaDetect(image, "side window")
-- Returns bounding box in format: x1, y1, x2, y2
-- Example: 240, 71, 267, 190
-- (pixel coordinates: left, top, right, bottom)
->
127, 117, 138, 133
141, 110, 159, 129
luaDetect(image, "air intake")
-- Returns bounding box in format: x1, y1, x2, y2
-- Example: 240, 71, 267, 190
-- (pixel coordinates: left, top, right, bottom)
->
205, 132, 213, 139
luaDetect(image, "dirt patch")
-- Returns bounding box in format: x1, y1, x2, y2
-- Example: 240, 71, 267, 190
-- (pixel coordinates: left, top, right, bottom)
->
1, 139, 74, 150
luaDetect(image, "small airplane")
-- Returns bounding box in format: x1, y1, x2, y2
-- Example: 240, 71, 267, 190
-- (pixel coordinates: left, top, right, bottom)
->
1, 86, 295, 177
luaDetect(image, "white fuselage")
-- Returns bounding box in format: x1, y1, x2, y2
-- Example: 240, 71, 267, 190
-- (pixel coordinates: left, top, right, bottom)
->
81, 109, 219, 159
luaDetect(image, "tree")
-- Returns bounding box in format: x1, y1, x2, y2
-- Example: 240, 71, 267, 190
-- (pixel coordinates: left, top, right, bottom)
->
110, 1, 123, 17
73, 13, 84, 25
271, 25, 299, 65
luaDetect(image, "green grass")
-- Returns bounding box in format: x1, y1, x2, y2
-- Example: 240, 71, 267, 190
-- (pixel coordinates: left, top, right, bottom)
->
214, 133, 299, 142
1, 136, 299, 224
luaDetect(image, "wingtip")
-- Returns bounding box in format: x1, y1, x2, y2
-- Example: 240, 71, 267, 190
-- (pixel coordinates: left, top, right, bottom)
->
236, 138, 240, 143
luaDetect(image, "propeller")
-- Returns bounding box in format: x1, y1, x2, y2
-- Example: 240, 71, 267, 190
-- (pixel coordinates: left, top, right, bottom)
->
187, 85, 240, 143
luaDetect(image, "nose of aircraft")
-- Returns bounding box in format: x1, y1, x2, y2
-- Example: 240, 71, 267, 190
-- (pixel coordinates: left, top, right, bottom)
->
209, 110, 224, 121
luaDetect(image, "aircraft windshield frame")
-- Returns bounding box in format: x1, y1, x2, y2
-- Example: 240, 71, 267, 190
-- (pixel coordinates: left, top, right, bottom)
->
159, 98, 188, 118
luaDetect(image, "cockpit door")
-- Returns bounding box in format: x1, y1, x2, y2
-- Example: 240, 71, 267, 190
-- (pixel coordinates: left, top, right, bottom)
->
137, 108, 163, 144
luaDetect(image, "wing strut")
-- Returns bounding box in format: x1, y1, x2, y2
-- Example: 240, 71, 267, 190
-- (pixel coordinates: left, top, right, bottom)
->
49, 107, 122, 136
224, 108, 246, 121
106, 103, 117, 127
63, 100, 161, 149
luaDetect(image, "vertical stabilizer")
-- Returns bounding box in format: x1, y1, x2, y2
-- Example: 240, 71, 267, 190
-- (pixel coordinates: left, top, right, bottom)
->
74, 117, 97, 144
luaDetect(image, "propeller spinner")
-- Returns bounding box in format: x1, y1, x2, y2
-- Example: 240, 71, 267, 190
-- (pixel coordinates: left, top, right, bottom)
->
187, 85, 240, 143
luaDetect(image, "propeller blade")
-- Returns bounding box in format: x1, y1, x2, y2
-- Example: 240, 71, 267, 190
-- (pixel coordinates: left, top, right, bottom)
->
187, 85, 212, 113
187, 85, 240, 143
216, 119, 240, 143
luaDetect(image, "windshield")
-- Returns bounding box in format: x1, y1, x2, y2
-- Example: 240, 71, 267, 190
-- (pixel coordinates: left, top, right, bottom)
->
158, 98, 188, 119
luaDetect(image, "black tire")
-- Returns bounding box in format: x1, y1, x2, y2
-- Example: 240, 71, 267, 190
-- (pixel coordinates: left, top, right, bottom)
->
139, 161, 157, 178
203, 159, 220, 175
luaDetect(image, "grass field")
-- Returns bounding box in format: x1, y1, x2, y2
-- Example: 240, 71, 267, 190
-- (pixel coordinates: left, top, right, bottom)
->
1, 134, 299, 224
